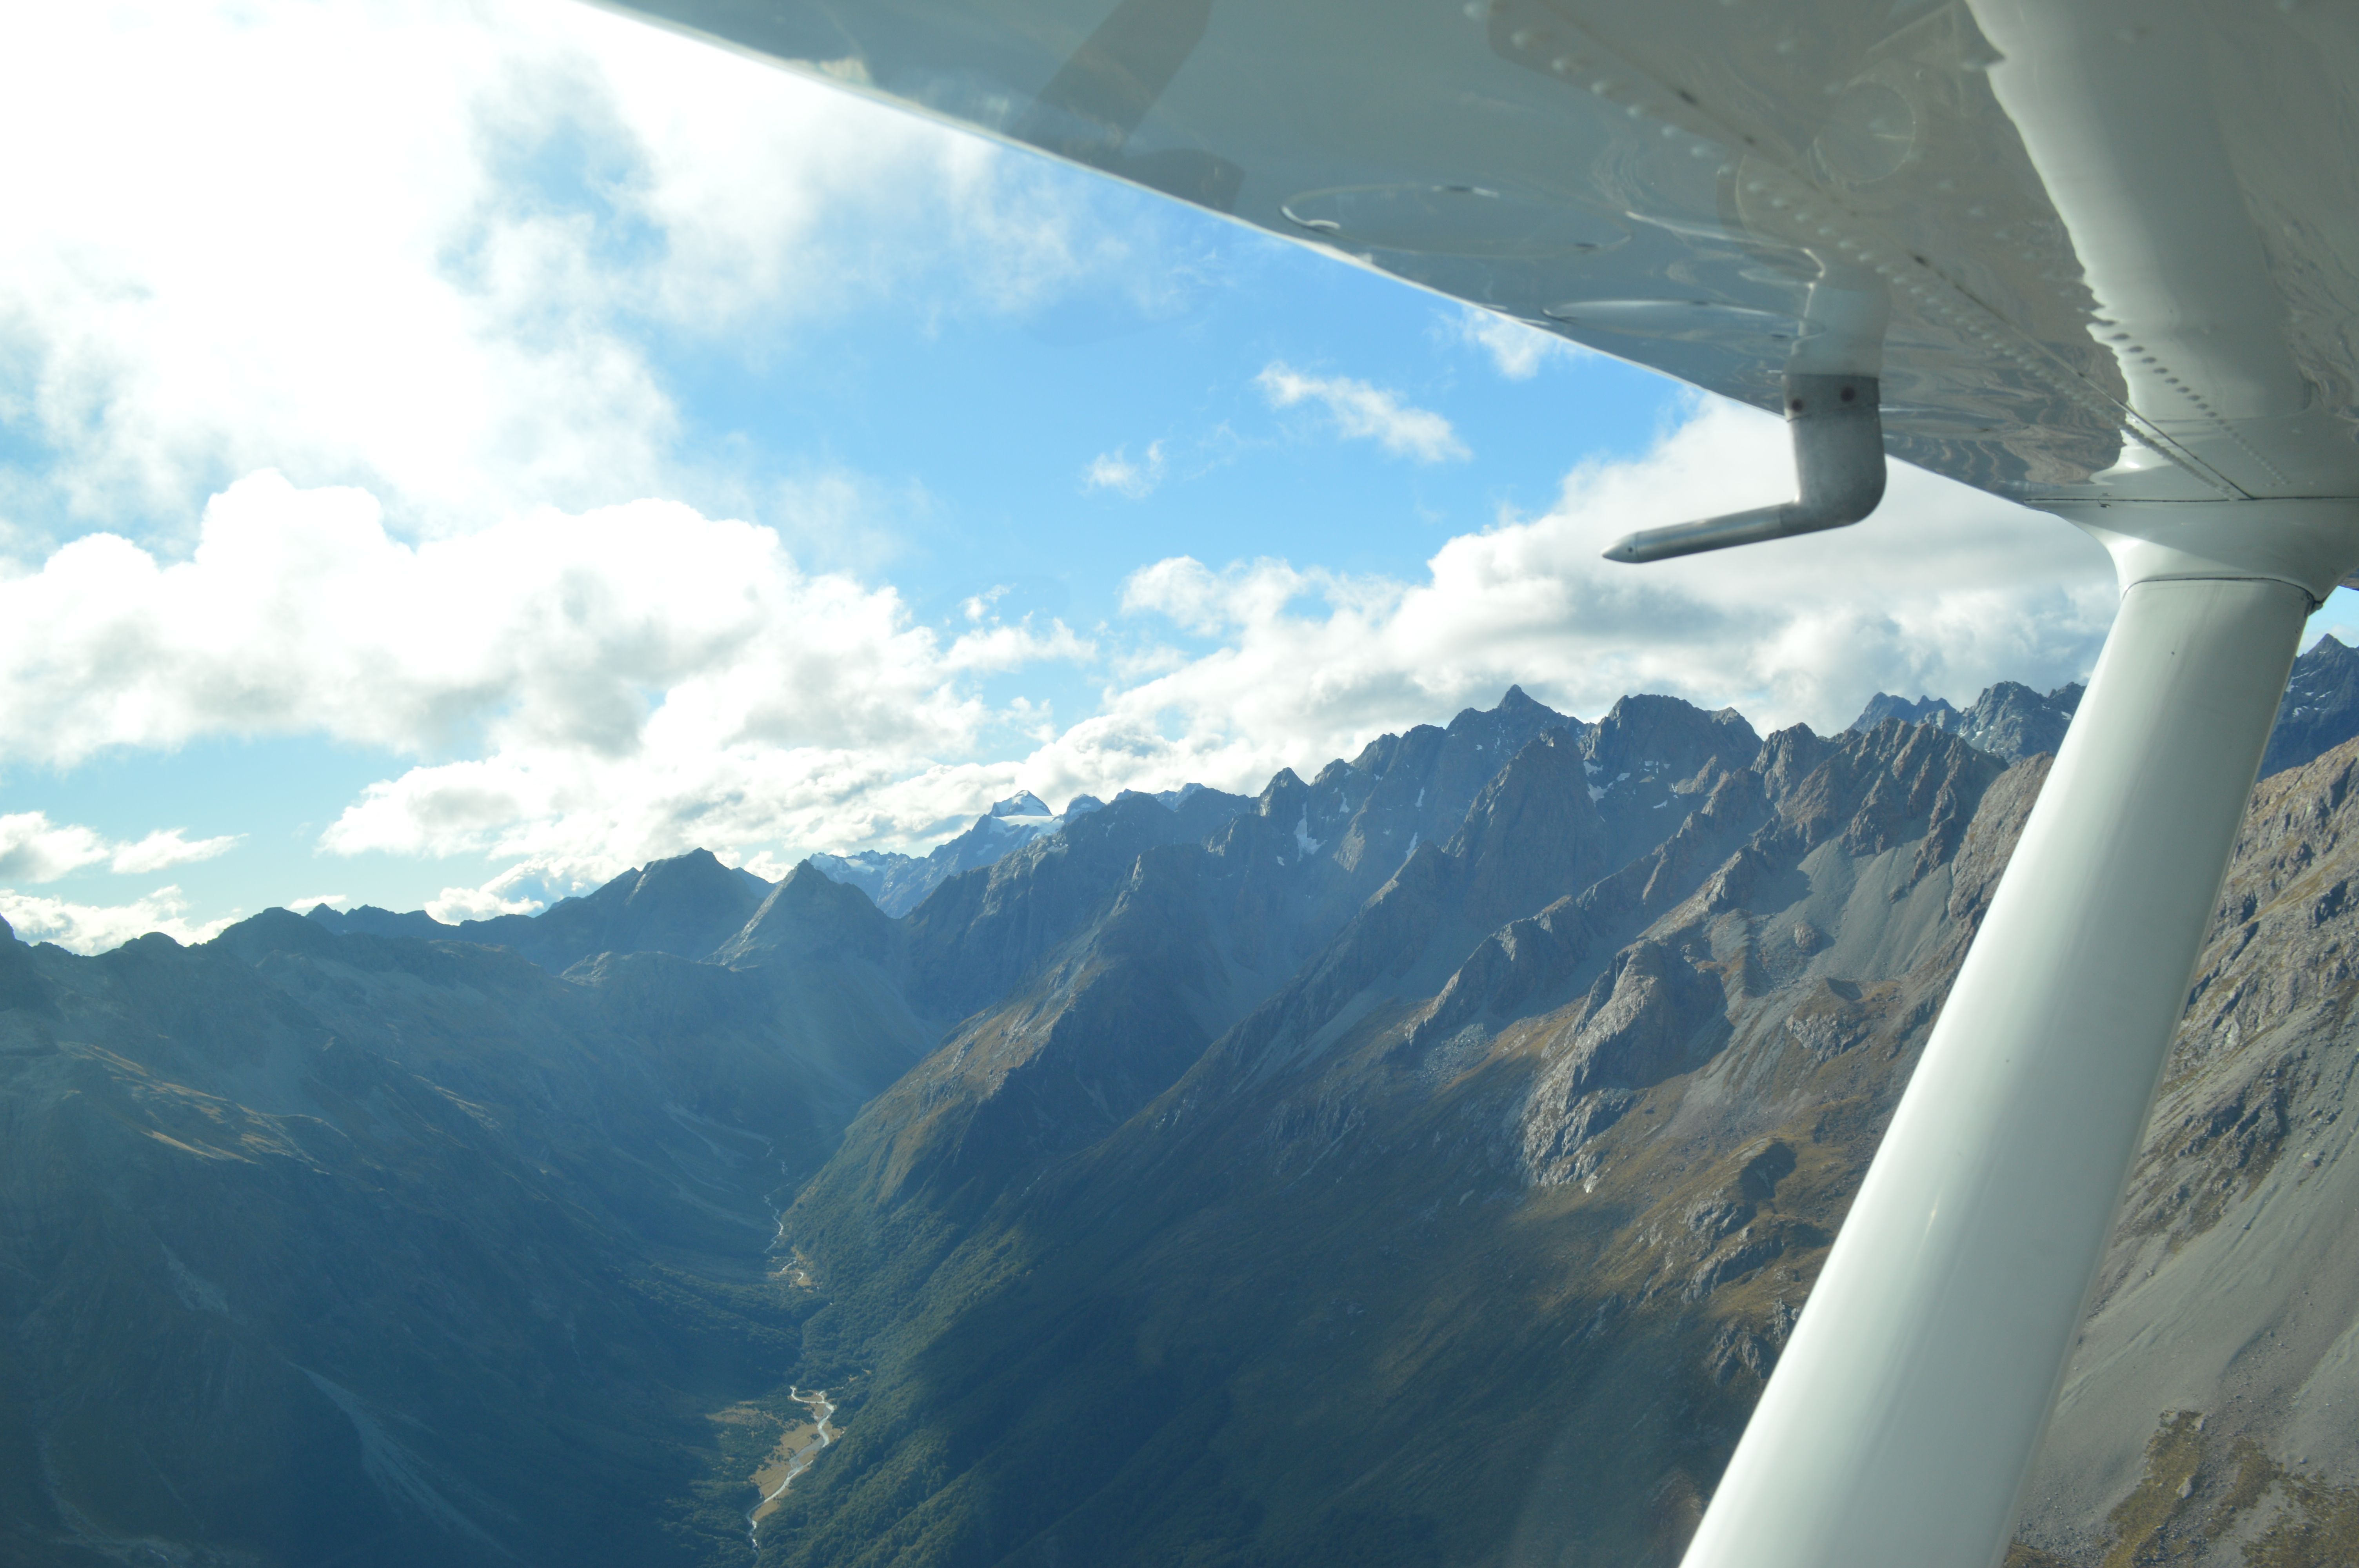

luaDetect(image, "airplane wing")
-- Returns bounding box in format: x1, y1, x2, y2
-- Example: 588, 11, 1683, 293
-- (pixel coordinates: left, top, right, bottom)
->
597, 0, 2359, 519
587, 1, 2359, 1563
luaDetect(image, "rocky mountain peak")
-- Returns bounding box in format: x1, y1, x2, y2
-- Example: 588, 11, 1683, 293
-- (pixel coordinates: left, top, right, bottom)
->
1764, 717, 2004, 872
714, 859, 897, 969
2260, 632, 2359, 778
1853, 691, 1961, 730
1754, 723, 1836, 798
1450, 731, 1614, 931
0, 913, 53, 1020
1587, 693, 1762, 788
809, 790, 1096, 916
516, 847, 769, 969
1256, 767, 1308, 809
1847, 679, 2083, 763
302, 849, 776, 972
1855, 642, 2359, 785
615, 846, 751, 907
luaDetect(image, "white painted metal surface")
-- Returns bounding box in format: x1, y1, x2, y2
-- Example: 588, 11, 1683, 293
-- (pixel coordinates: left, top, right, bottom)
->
1678, 554, 2319, 1568
1603, 370, 1885, 561
601, 0, 2359, 509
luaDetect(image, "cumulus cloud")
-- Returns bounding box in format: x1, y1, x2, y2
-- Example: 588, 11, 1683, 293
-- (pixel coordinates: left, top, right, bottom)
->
1449, 307, 1589, 379
0, 471, 1089, 770
1013, 396, 2117, 809
0, 813, 238, 883
0, 887, 234, 955
1083, 441, 1167, 499
0, 817, 108, 885
0, 0, 1156, 537
9, 394, 2118, 936
0, 471, 1091, 905
1255, 363, 1470, 462
426, 881, 548, 924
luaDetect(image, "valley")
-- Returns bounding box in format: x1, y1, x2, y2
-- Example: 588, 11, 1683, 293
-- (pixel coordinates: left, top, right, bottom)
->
5, 637, 2359, 1566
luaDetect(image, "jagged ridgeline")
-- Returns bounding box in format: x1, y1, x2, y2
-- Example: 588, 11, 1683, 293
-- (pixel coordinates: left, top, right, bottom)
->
4, 641, 2359, 1567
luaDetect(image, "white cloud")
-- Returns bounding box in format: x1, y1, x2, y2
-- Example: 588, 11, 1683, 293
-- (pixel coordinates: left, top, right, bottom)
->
1254, 363, 1470, 463
0, 471, 1092, 906
1014, 396, 2116, 808
0, 887, 234, 955
426, 880, 547, 924
0, 816, 110, 884
0, 813, 238, 882
1083, 441, 1167, 499
7, 394, 2118, 935
0, 471, 1091, 770
1449, 307, 1589, 379
109, 829, 243, 876
0, 0, 1150, 537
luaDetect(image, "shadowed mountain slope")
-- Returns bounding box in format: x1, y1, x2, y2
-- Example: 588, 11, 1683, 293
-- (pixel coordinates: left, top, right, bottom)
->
0, 908, 927, 1568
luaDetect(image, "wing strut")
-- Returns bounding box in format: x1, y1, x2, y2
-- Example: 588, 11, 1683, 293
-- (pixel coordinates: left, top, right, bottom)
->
1677, 506, 2358, 1568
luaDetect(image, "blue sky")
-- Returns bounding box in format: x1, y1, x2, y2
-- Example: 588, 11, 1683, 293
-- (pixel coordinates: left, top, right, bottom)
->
0, 0, 2343, 951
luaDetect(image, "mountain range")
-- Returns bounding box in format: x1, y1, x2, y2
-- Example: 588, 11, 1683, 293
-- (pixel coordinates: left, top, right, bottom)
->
1849, 631, 2359, 775
7, 640, 2359, 1566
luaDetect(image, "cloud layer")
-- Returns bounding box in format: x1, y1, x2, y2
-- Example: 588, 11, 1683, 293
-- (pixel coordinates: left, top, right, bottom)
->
0, 470, 1085, 902
0, 0, 1152, 541
1014, 395, 2115, 810
3, 392, 2114, 939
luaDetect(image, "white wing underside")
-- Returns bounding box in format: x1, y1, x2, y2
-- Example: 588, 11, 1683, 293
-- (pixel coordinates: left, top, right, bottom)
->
600, 0, 2359, 528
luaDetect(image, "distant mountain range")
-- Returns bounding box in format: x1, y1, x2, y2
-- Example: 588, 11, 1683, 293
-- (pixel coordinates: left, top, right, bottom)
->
309, 635, 2359, 965
10, 645, 2359, 1566
1850, 631, 2359, 774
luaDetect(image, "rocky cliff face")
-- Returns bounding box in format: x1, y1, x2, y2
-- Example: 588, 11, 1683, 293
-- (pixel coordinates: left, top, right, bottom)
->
1852, 679, 2083, 762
